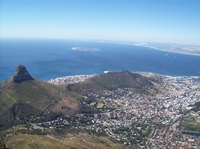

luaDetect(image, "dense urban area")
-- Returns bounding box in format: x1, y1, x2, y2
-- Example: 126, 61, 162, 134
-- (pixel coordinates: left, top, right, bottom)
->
39, 73, 200, 148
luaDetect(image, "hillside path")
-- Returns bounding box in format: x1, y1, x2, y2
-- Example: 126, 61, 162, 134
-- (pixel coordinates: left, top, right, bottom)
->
2, 91, 17, 103
40, 89, 65, 114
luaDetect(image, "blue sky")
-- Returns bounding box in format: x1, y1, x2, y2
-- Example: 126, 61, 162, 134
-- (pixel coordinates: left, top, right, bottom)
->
1, 0, 200, 45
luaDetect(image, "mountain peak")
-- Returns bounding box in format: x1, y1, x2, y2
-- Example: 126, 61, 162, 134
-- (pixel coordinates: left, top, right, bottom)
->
12, 65, 34, 83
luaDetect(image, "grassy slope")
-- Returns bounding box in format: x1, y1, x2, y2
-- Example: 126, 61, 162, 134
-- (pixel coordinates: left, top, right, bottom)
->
67, 71, 158, 95
5, 133, 126, 149
1, 78, 60, 109
0, 78, 81, 125
50, 89, 82, 116
180, 101, 200, 132
180, 117, 200, 132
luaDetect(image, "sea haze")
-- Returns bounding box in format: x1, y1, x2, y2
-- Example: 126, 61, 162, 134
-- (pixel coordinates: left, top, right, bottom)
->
1, 39, 200, 81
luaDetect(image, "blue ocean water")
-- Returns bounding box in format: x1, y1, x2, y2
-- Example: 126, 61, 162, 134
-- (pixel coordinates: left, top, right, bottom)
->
1, 39, 200, 81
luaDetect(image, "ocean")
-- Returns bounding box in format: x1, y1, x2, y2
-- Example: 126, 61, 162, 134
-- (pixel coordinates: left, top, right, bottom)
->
1, 39, 200, 82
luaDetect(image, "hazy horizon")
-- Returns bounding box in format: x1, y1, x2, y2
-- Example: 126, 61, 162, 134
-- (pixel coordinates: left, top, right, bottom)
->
1, 0, 200, 45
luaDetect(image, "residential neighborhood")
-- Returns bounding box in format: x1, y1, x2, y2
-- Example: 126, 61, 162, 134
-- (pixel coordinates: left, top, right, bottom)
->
34, 73, 200, 148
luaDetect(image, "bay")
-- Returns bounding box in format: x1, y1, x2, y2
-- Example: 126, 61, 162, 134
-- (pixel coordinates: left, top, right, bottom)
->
0, 39, 200, 82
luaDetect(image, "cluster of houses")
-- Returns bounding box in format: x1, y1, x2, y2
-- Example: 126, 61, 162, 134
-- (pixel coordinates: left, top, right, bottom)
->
34, 73, 200, 148
47, 74, 94, 85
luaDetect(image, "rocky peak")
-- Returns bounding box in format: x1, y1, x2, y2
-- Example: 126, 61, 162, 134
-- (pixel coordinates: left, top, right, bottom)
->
13, 65, 34, 83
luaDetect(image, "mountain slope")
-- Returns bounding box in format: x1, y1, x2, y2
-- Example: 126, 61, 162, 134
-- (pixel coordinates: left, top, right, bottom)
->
4, 132, 126, 149
0, 65, 81, 126
0, 67, 159, 127
67, 71, 159, 95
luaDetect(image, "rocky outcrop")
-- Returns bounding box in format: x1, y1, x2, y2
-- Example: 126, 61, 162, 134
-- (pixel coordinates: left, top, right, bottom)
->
12, 65, 34, 83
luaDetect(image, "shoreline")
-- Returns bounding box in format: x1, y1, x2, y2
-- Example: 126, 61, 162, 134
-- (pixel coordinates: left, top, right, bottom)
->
47, 71, 200, 85
47, 74, 95, 85
1, 70, 200, 83
123, 43, 200, 57
116, 41, 200, 56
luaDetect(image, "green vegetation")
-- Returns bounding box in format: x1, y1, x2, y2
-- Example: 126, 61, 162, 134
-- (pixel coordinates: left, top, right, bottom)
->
97, 103, 104, 109
0, 142, 6, 149
79, 102, 100, 114
90, 102, 104, 109
3, 132, 126, 149
192, 101, 200, 112
180, 117, 200, 132
90, 102, 96, 106
0, 78, 81, 127
141, 129, 148, 135
112, 103, 119, 107
67, 71, 159, 96
0, 69, 163, 149
186, 102, 200, 132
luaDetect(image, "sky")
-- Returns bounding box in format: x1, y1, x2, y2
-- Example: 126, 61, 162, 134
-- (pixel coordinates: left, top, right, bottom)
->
1, 0, 200, 45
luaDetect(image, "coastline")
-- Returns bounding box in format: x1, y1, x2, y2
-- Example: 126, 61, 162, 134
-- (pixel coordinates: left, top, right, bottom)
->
47, 74, 95, 85
132, 44, 200, 57
116, 41, 200, 56
48, 42, 200, 83
47, 71, 200, 85
1, 39, 200, 82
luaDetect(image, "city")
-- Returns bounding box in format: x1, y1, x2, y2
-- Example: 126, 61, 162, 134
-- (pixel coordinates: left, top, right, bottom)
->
34, 73, 200, 148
